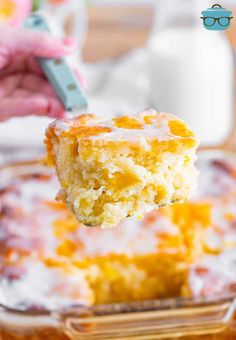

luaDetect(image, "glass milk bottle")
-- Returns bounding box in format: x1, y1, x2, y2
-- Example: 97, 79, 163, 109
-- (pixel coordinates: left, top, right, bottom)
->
148, 0, 234, 146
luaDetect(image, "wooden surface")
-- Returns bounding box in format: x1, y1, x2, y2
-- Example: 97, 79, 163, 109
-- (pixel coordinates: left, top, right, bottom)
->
83, 4, 236, 150
224, 9, 236, 150
83, 4, 154, 62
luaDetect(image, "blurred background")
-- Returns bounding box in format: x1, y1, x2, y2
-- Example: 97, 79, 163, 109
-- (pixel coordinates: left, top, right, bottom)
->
0, 0, 235, 158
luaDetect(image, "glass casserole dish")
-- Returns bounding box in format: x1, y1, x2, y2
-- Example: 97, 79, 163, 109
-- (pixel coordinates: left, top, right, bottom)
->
0, 149, 236, 339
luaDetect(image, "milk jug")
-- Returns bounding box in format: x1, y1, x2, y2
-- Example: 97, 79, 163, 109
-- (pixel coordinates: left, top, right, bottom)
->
148, 0, 234, 146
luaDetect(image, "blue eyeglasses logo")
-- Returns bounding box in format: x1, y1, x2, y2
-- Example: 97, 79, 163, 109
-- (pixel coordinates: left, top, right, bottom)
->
201, 4, 233, 30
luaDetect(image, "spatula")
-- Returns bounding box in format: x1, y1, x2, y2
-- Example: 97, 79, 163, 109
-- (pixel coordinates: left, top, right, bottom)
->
23, 13, 88, 113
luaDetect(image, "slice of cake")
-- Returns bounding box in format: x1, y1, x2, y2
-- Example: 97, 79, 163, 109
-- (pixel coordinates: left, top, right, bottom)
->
45, 109, 198, 228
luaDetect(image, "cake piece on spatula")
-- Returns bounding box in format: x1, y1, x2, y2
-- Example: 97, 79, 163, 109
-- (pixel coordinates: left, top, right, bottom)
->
45, 109, 198, 228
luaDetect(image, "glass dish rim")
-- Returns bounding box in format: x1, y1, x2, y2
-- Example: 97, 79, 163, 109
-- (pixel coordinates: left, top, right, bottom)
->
0, 293, 236, 318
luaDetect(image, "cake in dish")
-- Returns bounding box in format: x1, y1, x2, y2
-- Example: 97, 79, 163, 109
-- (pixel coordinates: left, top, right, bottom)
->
0, 167, 203, 310
1, 152, 236, 311
45, 109, 198, 228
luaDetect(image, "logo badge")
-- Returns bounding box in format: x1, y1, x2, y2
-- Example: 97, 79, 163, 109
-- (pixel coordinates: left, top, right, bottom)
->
201, 4, 233, 30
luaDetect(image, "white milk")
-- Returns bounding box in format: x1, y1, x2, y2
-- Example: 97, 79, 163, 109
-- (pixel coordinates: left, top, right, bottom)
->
148, 24, 234, 146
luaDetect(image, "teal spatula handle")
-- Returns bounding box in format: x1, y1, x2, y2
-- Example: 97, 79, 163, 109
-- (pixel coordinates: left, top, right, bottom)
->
24, 14, 88, 111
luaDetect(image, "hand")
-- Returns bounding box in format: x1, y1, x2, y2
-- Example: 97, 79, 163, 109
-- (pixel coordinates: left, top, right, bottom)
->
0, 24, 76, 122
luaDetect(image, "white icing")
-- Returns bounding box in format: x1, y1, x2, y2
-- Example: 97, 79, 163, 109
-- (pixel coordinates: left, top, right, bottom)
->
1, 260, 90, 310
52, 110, 191, 143
88, 121, 171, 142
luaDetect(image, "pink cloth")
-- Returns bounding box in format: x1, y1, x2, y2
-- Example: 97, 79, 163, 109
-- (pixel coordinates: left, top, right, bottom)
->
0, 24, 76, 121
